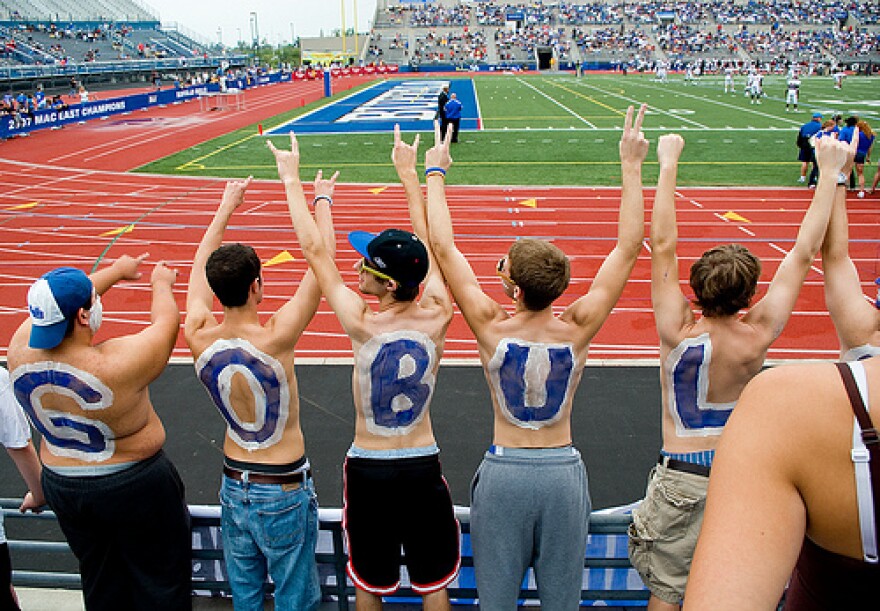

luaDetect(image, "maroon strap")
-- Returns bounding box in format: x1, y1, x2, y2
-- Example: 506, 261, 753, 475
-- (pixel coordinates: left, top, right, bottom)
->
835, 362, 880, 553
836, 362, 880, 448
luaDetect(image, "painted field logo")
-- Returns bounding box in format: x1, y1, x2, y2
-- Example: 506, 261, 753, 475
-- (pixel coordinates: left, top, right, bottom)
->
336, 81, 449, 124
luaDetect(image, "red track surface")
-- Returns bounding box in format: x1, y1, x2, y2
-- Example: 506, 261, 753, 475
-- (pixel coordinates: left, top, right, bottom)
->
0, 77, 877, 361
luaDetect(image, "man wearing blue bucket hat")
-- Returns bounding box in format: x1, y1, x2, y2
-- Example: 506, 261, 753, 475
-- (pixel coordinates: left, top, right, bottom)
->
6, 256, 191, 611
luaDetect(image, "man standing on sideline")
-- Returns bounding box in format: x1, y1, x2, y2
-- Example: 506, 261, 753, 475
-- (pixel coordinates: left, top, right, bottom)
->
444, 93, 463, 144
268, 127, 460, 610
424, 107, 648, 610
1, 365, 44, 611
7, 256, 191, 611
797, 112, 823, 185
185, 177, 335, 611
437, 85, 449, 141
627, 130, 859, 611
785, 70, 800, 112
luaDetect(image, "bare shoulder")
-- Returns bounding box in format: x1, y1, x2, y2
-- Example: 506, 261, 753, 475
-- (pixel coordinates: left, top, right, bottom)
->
735, 361, 850, 427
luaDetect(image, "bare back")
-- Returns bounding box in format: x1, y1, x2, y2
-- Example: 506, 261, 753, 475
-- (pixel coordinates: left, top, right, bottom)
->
187, 320, 306, 465
474, 309, 591, 449
8, 326, 166, 467
349, 300, 450, 451
658, 315, 773, 454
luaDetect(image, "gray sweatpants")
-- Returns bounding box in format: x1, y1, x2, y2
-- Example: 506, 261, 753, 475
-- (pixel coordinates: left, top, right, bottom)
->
470, 446, 590, 610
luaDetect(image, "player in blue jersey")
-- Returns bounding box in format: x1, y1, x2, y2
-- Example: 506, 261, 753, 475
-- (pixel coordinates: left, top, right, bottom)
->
185, 176, 336, 611
423, 106, 648, 611
269, 126, 459, 611
627, 129, 860, 611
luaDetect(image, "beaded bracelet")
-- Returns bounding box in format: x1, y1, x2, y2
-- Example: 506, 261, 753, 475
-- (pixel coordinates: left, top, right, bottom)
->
313, 195, 333, 206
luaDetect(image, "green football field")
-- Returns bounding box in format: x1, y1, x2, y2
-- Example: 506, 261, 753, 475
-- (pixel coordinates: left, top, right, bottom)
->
138, 72, 879, 187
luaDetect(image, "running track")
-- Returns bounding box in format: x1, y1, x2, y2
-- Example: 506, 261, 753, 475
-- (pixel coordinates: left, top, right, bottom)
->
0, 77, 876, 361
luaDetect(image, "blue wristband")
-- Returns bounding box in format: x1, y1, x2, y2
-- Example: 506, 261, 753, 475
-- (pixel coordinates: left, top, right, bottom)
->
425, 167, 446, 177
313, 195, 333, 206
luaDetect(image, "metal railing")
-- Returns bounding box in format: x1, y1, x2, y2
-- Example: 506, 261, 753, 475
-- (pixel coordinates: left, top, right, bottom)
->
2, 499, 648, 609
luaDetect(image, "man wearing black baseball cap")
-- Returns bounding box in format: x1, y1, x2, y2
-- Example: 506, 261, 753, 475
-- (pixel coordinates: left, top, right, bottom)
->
6, 256, 191, 611
269, 126, 459, 610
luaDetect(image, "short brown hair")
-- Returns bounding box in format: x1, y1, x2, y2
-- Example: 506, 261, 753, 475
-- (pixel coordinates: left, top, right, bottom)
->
508, 239, 570, 311
206, 243, 261, 308
689, 244, 761, 317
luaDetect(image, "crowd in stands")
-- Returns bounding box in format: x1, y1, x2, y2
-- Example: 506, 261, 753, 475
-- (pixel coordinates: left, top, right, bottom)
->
572, 27, 653, 58
731, 25, 878, 60
410, 29, 489, 63
369, 1, 878, 68
558, 3, 624, 25
657, 24, 740, 58
376, 1, 880, 28
475, 2, 554, 26
496, 24, 571, 61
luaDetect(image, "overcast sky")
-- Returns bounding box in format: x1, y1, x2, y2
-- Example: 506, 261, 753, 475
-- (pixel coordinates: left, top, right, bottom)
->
144, 0, 380, 47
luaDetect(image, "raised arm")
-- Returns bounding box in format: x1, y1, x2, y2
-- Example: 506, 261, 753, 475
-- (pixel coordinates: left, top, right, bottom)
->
650, 133, 693, 346
108, 261, 180, 385
267, 171, 337, 345
185, 177, 252, 337
90, 253, 149, 296
746, 131, 859, 339
820, 186, 878, 353
684, 367, 816, 610
267, 134, 370, 341
564, 104, 648, 339
392, 124, 452, 318
424, 121, 502, 329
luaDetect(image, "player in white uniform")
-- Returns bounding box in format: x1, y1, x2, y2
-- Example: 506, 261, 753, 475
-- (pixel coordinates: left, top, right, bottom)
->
724, 67, 735, 94
786, 73, 801, 112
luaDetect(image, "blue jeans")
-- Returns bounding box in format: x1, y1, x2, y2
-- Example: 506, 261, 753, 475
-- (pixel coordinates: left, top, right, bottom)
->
219, 474, 320, 611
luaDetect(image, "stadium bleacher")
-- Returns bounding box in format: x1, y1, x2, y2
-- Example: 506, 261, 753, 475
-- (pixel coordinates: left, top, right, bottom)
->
0, 0, 248, 94
365, 0, 879, 71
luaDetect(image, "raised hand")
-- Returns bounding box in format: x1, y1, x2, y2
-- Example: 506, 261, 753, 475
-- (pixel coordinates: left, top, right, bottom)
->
619, 104, 649, 165
150, 261, 178, 287
815, 128, 859, 176
220, 176, 253, 212
266, 132, 301, 183
113, 253, 148, 281
392, 123, 420, 178
313, 169, 339, 200
657, 133, 685, 169
425, 120, 452, 173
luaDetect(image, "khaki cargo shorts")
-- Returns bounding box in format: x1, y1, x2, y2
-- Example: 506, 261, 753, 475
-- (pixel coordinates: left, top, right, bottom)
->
627, 463, 708, 605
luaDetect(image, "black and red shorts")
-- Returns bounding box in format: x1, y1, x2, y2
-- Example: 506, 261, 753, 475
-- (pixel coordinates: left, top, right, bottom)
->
343, 453, 460, 595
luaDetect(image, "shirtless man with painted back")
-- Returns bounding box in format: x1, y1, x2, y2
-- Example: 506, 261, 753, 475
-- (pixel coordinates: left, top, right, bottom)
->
269, 128, 459, 611
627, 130, 860, 611
7, 256, 191, 611
424, 107, 649, 611
184, 177, 334, 611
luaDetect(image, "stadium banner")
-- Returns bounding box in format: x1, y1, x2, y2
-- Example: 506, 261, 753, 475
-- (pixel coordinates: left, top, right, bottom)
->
269, 77, 479, 135
0, 67, 398, 139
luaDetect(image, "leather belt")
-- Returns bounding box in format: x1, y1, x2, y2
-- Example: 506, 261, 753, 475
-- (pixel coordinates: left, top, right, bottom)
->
658, 455, 711, 477
223, 466, 310, 485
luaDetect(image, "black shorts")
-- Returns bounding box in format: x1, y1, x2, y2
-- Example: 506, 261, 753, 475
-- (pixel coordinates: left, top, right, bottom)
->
343, 453, 460, 594
798, 147, 815, 162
